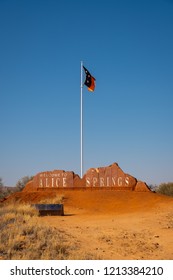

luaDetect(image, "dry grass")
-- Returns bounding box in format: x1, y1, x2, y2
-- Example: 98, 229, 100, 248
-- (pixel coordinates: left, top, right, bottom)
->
38, 194, 65, 204
0, 202, 73, 260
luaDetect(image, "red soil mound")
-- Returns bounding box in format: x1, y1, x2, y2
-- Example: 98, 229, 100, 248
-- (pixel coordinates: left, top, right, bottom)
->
2, 189, 173, 215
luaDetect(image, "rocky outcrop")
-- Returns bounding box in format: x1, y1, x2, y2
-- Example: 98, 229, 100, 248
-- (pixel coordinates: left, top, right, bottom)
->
134, 181, 150, 192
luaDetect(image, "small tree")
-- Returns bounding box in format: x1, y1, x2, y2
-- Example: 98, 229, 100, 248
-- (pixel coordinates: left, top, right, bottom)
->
15, 176, 33, 191
156, 182, 173, 197
0, 178, 9, 199
0, 177, 3, 187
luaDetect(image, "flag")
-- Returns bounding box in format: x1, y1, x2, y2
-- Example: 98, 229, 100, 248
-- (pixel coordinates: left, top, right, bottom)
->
83, 66, 96, 91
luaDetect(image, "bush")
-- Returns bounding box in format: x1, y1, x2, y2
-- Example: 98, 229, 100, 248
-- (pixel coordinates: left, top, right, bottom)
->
0, 188, 12, 199
15, 176, 33, 191
156, 182, 173, 197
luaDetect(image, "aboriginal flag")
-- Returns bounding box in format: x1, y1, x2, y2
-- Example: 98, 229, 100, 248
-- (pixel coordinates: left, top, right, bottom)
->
83, 66, 96, 92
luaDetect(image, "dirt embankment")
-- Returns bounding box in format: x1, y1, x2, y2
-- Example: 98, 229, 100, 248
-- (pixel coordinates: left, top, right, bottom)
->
2, 189, 172, 214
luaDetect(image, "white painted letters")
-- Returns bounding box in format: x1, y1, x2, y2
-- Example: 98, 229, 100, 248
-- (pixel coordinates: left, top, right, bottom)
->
56, 178, 60, 187
118, 177, 122, 186
63, 177, 67, 187
38, 172, 132, 188
112, 177, 116, 186
86, 177, 90, 187
125, 176, 130, 186
45, 178, 49, 187
39, 179, 43, 188
100, 177, 105, 187
93, 177, 98, 187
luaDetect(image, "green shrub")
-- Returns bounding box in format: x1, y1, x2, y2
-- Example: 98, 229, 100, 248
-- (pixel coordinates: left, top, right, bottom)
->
156, 182, 173, 197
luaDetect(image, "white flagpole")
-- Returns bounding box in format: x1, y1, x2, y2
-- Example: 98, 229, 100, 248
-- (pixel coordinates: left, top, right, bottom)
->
80, 61, 83, 178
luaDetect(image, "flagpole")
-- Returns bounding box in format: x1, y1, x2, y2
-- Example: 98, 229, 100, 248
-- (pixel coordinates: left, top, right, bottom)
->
80, 61, 83, 178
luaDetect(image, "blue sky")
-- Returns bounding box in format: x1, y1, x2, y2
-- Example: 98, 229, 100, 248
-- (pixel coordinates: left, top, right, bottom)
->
0, 0, 173, 186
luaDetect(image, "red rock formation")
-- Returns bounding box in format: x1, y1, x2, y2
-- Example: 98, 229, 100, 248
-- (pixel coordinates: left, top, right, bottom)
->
84, 163, 137, 189
134, 181, 150, 192
23, 163, 150, 192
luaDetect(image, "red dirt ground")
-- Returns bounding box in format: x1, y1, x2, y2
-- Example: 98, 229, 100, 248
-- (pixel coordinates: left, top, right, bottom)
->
2, 189, 173, 259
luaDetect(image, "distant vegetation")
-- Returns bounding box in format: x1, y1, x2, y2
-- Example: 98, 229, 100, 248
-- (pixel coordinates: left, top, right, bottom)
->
0, 177, 3, 187
156, 182, 173, 197
148, 184, 157, 191
15, 176, 33, 191
0, 176, 33, 199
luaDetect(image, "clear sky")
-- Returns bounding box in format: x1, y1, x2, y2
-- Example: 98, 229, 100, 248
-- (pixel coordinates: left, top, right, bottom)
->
0, 0, 173, 187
